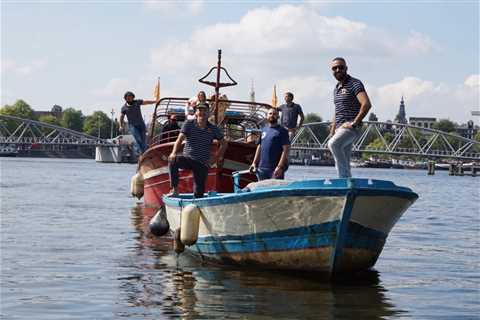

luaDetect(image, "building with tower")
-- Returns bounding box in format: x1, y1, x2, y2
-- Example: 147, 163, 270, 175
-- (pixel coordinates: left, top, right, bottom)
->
394, 96, 407, 124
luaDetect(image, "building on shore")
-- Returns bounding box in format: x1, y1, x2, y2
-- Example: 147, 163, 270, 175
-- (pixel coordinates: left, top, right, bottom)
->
394, 96, 408, 124
33, 104, 63, 119
409, 117, 436, 129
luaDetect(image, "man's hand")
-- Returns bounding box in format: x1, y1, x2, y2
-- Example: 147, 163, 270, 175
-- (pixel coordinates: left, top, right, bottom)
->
273, 166, 284, 179
249, 164, 257, 173
168, 152, 176, 162
341, 122, 354, 129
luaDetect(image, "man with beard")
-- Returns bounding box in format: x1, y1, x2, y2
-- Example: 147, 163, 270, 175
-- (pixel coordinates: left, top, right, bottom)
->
120, 91, 159, 155
327, 57, 371, 178
250, 108, 290, 180
168, 102, 227, 198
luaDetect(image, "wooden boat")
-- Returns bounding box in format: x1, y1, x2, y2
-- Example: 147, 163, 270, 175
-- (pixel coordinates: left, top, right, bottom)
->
136, 50, 269, 212
163, 174, 418, 275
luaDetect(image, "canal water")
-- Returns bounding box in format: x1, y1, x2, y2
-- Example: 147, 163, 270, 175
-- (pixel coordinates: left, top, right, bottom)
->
1, 158, 479, 319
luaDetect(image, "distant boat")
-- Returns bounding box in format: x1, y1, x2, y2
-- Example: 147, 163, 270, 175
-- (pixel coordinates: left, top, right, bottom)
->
163, 174, 418, 276
0, 144, 18, 157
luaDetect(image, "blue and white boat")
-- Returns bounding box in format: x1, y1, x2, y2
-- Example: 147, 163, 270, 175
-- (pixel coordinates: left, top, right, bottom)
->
163, 173, 418, 275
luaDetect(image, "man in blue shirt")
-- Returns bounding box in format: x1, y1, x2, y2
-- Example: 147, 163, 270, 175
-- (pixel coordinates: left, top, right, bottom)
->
119, 91, 159, 155
278, 92, 304, 140
327, 57, 371, 178
168, 103, 228, 198
250, 108, 290, 180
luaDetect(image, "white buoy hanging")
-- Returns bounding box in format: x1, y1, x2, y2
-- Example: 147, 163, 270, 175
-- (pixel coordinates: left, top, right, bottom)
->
130, 172, 144, 199
180, 204, 201, 246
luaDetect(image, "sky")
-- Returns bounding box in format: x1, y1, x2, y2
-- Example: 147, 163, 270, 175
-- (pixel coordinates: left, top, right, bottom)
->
1, 0, 479, 124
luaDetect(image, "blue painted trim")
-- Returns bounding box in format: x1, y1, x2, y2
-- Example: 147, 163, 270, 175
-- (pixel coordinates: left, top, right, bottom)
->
330, 189, 355, 274
188, 221, 386, 255
163, 178, 418, 207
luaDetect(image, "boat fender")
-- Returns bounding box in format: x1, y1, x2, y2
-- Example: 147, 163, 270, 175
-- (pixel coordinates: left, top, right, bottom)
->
180, 204, 201, 246
149, 206, 170, 237
130, 173, 144, 199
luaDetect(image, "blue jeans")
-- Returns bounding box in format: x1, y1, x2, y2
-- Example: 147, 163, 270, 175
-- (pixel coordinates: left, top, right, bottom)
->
327, 127, 360, 178
129, 124, 147, 154
256, 167, 285, 181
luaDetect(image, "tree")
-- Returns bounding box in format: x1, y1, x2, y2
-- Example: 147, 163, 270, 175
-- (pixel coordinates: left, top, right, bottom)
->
61, 108, 84, 132
475, 131, 480, 142
38, 115, 61, 126
432, 119, 457, 133
368, 113, 378, 122
0, 99, 36, 120
304, 113, 323, 124
83, 111, 112, 138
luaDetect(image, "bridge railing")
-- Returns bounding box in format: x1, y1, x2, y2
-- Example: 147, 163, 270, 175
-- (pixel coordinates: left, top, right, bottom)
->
291, 121, 480, 161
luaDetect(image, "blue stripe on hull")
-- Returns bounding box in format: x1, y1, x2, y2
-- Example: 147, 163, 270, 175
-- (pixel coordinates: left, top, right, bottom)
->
191, 221, 386, 255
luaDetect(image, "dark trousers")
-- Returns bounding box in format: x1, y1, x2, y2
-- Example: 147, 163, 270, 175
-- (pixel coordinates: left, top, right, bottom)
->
169, 155, 208, 198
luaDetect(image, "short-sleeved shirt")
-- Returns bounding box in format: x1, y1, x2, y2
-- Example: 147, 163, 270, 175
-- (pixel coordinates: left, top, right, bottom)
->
121, 99, 145, 127
258, 125, 290, 170
278, 103, 304, 129
334, 75, 365, 128
181, 120, 224, 165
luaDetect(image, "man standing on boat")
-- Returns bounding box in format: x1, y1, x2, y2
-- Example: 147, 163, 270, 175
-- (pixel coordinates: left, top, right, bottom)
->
250, 108, 290, 180
328, 57, 371, 178
168, 102, 227, 198
119, 91, 159, 155
278, 92, 304, 140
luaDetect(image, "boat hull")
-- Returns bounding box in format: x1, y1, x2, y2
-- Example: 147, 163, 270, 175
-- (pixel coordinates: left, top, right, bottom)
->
139, 140, 257, 208
163, 179, 418, 273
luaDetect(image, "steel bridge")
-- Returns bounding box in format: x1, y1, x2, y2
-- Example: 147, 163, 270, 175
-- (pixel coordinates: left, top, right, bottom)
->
0, 114, 115, 146
291, 121, 480, 161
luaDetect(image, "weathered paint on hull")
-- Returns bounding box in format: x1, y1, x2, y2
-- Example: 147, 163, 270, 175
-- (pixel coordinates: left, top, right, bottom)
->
163, 180, 417, 273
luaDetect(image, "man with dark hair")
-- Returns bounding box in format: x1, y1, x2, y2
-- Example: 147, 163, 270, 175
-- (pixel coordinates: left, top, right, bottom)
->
250, 108, 290, 180
327, 57, 371, 178
278, 92, 304, 140
119, 91, 159, 155
161, 115, 180, 142
168, 103, 228, 198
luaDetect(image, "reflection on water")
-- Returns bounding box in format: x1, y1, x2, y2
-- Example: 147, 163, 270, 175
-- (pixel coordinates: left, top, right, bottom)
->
117, 206, 404, 319
2, 159, 477, 319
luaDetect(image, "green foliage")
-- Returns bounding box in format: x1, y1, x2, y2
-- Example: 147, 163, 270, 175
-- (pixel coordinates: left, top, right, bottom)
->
368, 112, 378, 122
83, 111, 113, 138
304, 113, 323, 124
38, 115, 61, 126
475, 131, 480, 142
0, 99, 36, 120
432, 119, 457, 133
61, 108, 84, 132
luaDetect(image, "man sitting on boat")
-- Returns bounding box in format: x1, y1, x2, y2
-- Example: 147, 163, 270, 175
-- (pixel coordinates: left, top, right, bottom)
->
249, 108, 290, 180
160, 115, 180, 142
168, 102, 228, 198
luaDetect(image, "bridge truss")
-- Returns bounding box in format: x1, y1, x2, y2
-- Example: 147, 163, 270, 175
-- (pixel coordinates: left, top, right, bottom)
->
0, 114, 114, 146
291, 121, 480, 161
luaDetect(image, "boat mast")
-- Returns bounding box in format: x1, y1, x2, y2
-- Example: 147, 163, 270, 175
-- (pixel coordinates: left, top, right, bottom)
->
198, 49, 237, 125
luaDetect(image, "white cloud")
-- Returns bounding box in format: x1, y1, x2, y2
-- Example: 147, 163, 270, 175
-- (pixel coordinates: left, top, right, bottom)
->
143, 0, 205, 16
93, 78, 132, 97
150, 4, 434, 74
368, 76, 478, 123
464, 74, 480, 88
1, 58, 48, 77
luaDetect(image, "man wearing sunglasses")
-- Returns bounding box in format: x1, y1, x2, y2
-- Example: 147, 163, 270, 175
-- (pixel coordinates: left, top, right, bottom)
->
328, 57, 371, 178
